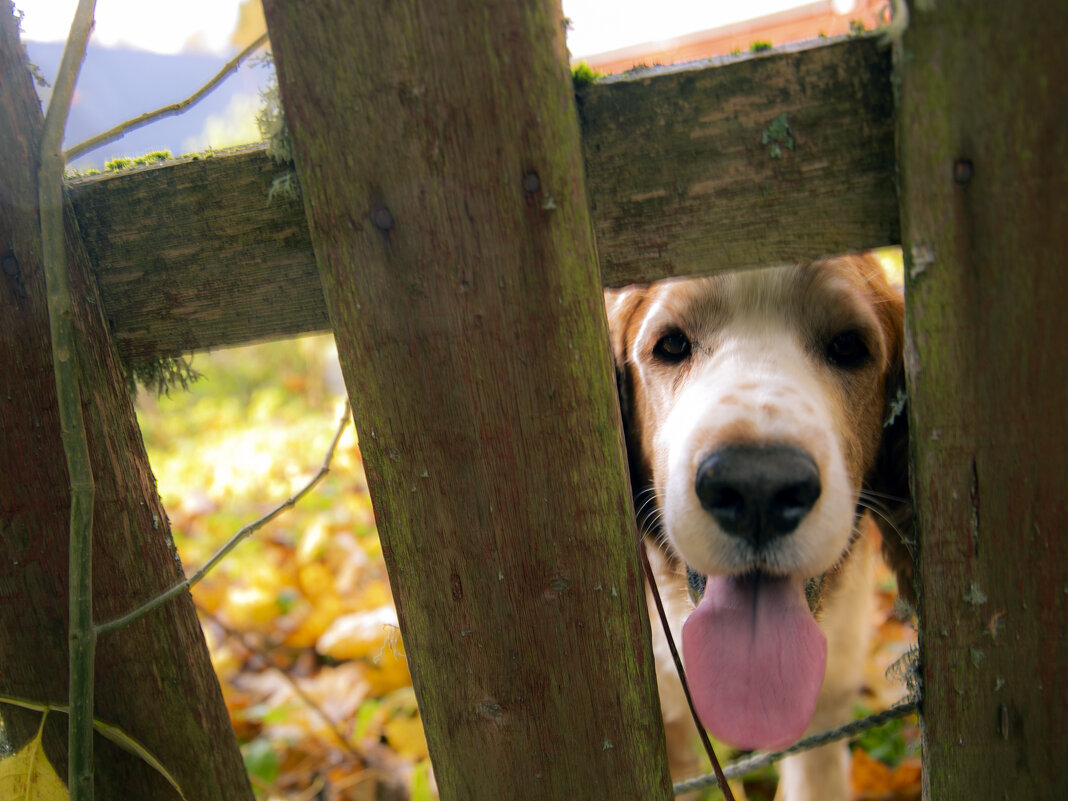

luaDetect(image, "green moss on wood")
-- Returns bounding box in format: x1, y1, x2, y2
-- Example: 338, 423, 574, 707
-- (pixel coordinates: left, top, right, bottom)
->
761, 111, 795, 158
570, 61, 604, 86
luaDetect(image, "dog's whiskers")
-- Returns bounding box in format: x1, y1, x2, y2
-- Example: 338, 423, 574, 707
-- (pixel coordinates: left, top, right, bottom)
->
857, 494, 914, 556
860, 487, 908, 504
635, 485, 665, 535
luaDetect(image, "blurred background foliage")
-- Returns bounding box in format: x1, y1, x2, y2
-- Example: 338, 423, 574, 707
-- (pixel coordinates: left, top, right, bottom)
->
137, 334, 431, 801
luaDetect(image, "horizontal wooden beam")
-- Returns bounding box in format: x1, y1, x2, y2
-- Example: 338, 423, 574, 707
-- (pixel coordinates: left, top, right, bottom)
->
69, 36, 896, 364
580, 36, 898, 282
69, 147, 329, 364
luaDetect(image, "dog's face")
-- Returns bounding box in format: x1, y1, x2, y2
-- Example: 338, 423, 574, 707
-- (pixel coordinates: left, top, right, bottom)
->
606, 255, 909, 749
608, 255, 904, 583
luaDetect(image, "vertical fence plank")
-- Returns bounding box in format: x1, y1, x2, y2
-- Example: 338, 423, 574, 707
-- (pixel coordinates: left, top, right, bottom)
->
261, 2, 672, 799
896, 2, 1068, 797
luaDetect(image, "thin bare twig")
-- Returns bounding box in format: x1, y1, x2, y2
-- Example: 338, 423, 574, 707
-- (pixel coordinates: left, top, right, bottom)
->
63, 32, 269, 162
95, 403, 352, 637
37, 2, 98, 799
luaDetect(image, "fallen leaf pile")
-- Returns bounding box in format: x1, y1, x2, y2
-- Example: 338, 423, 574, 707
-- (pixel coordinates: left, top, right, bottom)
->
134, 336, 433, 800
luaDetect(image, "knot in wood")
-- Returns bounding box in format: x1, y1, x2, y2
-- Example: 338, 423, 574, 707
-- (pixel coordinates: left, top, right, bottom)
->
522, 171, 540, 193
1, 253, 19, 278
371, 202, 394, 231
953, 159, 974, 186
478, 698, 504, 721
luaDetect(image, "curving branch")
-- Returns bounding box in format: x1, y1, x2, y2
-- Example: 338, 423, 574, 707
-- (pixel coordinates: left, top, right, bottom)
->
95, 403, 352, 637
64, 32, 270, 163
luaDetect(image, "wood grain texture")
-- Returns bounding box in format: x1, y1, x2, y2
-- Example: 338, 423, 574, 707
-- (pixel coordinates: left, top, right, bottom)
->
0, 9, 254, 800
580, 36, 898, 285
260, 1, 672, 798
896, 2, 1068, 797
68, 36, 897, 361
68, 147, 325, 364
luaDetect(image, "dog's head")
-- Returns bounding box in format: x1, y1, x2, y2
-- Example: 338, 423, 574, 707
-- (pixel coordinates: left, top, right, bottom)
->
606, 254, 911, 748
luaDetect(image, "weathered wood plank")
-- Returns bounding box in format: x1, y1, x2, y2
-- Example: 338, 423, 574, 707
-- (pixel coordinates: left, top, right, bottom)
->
896, 1, 1068, 797
69, 36, 896, 363
69, 148, 326, 364
261, 1, 672, 798
579, 36, 898, 283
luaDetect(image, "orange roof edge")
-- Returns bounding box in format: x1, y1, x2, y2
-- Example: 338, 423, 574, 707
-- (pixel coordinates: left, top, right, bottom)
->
573, 0, 889, 76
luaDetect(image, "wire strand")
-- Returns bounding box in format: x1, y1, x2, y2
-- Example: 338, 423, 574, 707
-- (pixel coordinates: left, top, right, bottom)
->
639, 544, 737, 801
672, 699, 920, 796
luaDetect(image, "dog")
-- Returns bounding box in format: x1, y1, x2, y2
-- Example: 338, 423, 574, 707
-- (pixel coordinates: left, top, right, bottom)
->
605, 254, 913, 801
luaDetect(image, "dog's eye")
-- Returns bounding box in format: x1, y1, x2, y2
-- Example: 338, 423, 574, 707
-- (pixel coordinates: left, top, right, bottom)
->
653, 331, 692, 362
826, 330, 870, 368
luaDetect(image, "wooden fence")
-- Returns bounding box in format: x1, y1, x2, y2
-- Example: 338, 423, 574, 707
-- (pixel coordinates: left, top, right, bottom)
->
12, 0, 1068, 797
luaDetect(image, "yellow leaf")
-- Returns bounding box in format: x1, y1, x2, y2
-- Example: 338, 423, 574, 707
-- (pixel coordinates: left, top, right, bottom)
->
0, 702, 186, 801
284, 594, 343, 648
189, 577, 226, 614
383, 714, 428, 761
296, 523, 331, 564
0, 715, 68, 801
354, 580, 391, 611
224, 584, 282, 628
297, 563, 337, 601
317, 606, 398, 661
362, 648, 413, 696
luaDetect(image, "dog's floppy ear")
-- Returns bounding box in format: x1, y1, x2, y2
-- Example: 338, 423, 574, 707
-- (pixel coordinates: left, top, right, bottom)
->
603, 286, 646, 410
604, 287, 644, 370
863, 269, 917, 607
604, 285, 650, 492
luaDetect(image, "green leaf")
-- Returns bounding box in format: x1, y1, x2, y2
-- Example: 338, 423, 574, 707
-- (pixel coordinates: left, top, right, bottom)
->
242, 738, 279, 784
409, 759, 435, 801
0, 698, 188, 800
93, 718, 188, 800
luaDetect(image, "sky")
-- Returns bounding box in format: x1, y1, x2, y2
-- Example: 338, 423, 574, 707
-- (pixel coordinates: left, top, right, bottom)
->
15, 0, 854, 58
14, 0, 855, 167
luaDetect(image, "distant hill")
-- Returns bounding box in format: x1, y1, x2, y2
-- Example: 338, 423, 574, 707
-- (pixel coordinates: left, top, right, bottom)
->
25, 41, 270, 170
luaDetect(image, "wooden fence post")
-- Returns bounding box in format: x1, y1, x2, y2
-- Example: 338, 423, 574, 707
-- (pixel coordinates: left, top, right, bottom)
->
261, 2, 672, 799
0, 9, 254, 799
896, 1, 1067, 796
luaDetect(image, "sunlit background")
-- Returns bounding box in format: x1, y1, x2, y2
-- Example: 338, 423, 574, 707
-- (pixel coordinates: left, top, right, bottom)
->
18, 0, 864, 54
11, 2, 916, 798
15, 0, 883, 169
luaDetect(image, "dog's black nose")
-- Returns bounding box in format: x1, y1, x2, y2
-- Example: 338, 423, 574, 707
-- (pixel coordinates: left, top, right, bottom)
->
695, 444, 821, 545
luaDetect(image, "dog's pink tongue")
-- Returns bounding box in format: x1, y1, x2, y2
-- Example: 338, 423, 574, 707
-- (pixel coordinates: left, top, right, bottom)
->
682, 574, 826, 751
